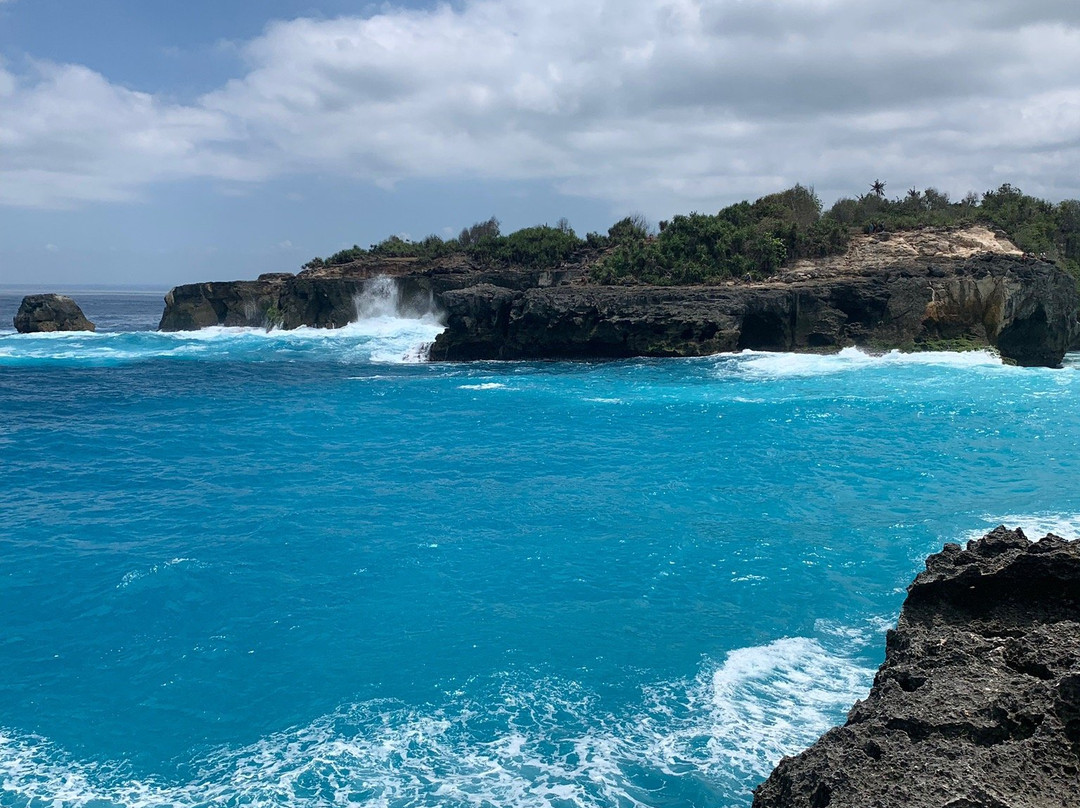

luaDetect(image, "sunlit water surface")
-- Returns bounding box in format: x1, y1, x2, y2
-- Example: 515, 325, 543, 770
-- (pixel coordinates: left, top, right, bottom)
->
1, 289, 1078, 807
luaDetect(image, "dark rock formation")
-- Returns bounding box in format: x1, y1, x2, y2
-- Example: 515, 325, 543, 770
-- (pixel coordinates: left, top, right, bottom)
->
158, 257, 576, 332
13, 294, 95, 333
429, 254, 1079, 367
752, 527, 1080, 808
158, 228, 1079, 367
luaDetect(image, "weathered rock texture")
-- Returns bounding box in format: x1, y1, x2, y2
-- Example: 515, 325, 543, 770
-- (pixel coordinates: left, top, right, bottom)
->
13, 294, 95, 333
752, 526, 1080, 808
159, 227, 1080, 367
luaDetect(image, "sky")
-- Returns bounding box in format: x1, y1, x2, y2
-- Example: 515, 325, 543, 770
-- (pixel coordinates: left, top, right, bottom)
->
2, 0, 1080, 287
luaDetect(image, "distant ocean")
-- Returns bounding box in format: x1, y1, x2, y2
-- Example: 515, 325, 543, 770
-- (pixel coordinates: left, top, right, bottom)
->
2, 286, 1078, 807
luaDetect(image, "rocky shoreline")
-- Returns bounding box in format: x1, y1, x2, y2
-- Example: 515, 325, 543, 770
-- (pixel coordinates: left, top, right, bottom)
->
156, 227, 1079, 368
752, 526, 1080, 808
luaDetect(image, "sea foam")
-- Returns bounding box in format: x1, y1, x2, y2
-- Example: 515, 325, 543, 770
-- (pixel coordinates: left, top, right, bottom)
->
724, 347, 1006, 379
0, 636, 874, 808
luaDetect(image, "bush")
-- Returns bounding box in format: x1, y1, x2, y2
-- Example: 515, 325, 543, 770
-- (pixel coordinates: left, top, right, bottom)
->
591, 186, 846, 285
300, 183, 1080, 287
465, 224, 584, 269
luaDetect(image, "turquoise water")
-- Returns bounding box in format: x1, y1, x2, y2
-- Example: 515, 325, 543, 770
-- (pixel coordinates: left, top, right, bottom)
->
2, 289, 1079, 807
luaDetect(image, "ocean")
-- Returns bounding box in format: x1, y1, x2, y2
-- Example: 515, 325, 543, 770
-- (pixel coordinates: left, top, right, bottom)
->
1, 286, 1078, 807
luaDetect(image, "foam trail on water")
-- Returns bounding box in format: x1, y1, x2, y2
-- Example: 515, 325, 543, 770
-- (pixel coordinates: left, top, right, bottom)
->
0, 635, 875, 808
720, 347, 1006, 379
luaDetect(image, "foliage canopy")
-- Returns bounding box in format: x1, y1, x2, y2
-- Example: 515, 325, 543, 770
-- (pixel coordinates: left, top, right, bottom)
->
301, 183, 1080, 286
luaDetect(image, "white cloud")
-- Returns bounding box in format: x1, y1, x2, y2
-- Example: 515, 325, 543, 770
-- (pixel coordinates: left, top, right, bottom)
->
0, 61, 251, 207
3, 0, 1080, 213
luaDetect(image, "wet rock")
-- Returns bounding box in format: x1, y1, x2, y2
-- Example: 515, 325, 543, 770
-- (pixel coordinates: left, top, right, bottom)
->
751, 527, 1080, 808
13, 294, 95, 333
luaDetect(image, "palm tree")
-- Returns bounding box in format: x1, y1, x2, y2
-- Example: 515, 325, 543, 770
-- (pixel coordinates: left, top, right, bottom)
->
871, 179, 886, 198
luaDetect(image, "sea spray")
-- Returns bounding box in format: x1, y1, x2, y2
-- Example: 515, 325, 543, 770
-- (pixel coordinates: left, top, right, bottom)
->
353, 276, 403, 321
0, 279, 446, 366
351, 275, 444, 361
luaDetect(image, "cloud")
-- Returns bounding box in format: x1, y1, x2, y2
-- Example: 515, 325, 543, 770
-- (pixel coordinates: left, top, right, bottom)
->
3, 0, 1080, 213
0, 61, 252, 207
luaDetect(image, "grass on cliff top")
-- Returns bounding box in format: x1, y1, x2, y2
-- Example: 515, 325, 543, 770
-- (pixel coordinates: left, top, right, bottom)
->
303, 183, 1080, 287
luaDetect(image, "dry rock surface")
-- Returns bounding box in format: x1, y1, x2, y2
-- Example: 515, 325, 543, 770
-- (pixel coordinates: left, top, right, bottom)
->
13, 294, 95, 333
752, 527, 1080, 808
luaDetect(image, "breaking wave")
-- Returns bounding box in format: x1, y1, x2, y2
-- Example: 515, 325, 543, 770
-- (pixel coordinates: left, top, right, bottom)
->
0, 278, 445, 367
718, 347, 1008, 379
0, 635, 875, 808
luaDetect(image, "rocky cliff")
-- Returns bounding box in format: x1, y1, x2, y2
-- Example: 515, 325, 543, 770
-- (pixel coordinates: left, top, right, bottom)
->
752, 526, 1080, 808
159, 226, 1079, 367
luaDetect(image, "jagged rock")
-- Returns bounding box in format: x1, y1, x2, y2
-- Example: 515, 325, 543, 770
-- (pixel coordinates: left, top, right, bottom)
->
13, 294, 95, 333
751, 527, 1080, 808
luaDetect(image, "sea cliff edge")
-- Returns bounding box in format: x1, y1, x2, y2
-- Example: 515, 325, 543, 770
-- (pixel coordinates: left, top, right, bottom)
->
159, 227, 1080, 367
752, 526, 1080, 808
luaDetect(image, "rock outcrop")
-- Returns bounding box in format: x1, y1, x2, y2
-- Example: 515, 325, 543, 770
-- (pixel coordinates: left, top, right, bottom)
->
429, 246, 1078, 368
158, 227, 1079, 367
13, 294, 95, 333
752, 526, 1080, 808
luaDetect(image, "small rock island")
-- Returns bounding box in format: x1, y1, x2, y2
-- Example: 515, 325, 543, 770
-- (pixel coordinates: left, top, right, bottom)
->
753, 526, 1080, 808
13, 294, 95, 333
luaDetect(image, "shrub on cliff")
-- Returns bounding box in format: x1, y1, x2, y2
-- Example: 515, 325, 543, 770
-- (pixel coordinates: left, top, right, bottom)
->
303, 244, 366, 269
591, 185, 843, 285
369, 234, 458, 260
466, 223, 585, 269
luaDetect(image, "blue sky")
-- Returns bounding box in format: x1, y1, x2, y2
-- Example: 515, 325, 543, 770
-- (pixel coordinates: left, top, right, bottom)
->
2, 0, 1080, 286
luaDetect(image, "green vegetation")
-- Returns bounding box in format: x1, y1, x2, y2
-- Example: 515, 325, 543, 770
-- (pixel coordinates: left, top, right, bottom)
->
303, 216, 586, 271
301, 182, 1080, 286
592, 186, 848, 284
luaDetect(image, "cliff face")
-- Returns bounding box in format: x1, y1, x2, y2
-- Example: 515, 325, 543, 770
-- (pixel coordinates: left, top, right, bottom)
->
159, 227, 1079, 367
429, 255, 1078, 366
752, 527, 1080, 808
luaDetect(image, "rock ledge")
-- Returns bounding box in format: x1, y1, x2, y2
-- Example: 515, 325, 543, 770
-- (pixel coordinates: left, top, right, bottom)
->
752, 526, 1080, 808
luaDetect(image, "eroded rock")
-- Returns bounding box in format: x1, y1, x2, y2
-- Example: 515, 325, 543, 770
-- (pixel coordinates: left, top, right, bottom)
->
752, 527, 1080, 808
13, 294, 95, 333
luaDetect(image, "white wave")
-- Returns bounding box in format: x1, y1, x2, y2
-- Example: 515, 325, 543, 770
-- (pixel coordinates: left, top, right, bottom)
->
0, 635, 875, 808
641, 637, 873, 784
957, 512, 1080, 544
116, 557, 203, 590
723, 346, 1004, 379
0, 319, 446, 366
458, 382, 507, 391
